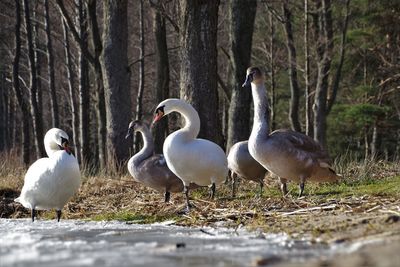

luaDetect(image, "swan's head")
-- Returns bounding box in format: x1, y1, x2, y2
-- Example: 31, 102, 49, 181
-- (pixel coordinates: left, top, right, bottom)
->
242, 66, 264, 87
153, 98, 182, 123
44, 128, 71, 155
125, 120, 148, 139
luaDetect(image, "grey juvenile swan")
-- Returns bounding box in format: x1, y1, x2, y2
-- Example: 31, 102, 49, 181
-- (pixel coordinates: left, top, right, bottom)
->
243, 66, 340, 197
125, 120, 194, 202
227, 141, 267, 197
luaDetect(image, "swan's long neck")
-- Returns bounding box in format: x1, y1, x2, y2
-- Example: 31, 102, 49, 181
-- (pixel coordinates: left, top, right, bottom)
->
174, 101, 200, 139
130, 126, 154, 167
44, 139, 60, 157
250, 83, 270, 142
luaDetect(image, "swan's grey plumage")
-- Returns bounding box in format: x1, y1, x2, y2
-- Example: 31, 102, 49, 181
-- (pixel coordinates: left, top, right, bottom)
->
227, 141, 267, 197
243, 67, 340, 197
153, 98, 228, 212
15, 128, 81, 222
125, 120, 195, 202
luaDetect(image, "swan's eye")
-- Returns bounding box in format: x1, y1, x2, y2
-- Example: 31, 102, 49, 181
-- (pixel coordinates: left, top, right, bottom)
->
155, 105, 165, 114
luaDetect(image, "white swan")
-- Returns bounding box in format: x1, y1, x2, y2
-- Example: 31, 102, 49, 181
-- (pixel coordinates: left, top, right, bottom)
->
125, 120, 198, 202
15, 128, 81, 221
153, 98, 228, 211
227, 141, 267, 197
243, 67, 340, 197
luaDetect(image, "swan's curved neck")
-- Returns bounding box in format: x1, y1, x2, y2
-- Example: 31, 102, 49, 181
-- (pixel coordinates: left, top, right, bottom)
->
250, 83, 270, 140
45, 139, 61, 157
173, 101, 200, 139
130, 126, 154, 167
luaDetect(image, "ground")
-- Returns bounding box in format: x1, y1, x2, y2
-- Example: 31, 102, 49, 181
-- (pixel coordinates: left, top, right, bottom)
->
1, 157, 399, 266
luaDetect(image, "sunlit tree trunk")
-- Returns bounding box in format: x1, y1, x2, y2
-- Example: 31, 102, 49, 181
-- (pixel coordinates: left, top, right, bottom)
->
23, 0, 45, 158
102, 0, 131, 166
44, 0, 59, 128
179, 0, 223, 146
152, 5, 170, 154
226, 0, 257, 151
13, 0, 30, 165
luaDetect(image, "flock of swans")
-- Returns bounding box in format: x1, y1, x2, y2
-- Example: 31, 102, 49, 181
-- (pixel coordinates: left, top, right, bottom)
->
15, 67, 340, 221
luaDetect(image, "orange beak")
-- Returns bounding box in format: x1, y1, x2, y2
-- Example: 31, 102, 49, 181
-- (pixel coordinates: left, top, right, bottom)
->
153, 111, 164, 123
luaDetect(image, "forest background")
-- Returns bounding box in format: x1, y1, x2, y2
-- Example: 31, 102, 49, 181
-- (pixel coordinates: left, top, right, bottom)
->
0, 0, 399, 172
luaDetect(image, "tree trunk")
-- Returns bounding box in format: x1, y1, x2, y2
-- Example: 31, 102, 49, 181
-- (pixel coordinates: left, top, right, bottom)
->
102, 0, 131, 166
135, 0, 145, 153
44, 0, 59, 128
33, 2, 43, 128
304, 0, 313, 136
226, 0, 257, 151
269, 10, 277, 131
0, 71, 5, 151
62, 18, 80, 163
152, 6, 170, 154
313, 0, 333, 148
13, 0, 30, 165
282, 0, 302, 133
77, 0, 91, 166
179, 0, 223, 146
23, 0, 45, 158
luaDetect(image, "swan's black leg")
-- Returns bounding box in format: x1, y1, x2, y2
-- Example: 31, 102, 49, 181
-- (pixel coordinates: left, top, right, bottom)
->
56, 210, 62, 222
280, 182, 287, 196
299, 182, 305, 198
164, 191, 171, 203
231, 173, 237, 198
259, 181, 264, 196
209, 183, 216, 199
183, 186, 191, 212
31, 209, 36, 222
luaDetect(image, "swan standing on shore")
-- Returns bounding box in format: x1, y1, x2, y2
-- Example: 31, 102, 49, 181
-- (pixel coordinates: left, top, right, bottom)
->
15, 128, 81, 222
153, 98, 228, 212
227, 141, 267, 197
243, 67, 340, 197
125, 120, 196, 202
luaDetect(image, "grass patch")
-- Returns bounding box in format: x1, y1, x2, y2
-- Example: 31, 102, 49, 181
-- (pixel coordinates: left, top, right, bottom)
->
92, 211, 180, 224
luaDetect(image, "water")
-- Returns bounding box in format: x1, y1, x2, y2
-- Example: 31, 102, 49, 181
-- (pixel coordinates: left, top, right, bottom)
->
0, 219, 353, 267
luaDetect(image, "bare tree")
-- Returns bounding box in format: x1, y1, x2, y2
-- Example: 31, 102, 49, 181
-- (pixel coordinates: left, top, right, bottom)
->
13, 0, 30, 165
304, 0, 313, 136
102, 0, 131, 165
282, 0, 302, 132
44, 0, 59, 128
62, 18, 80, 162
135, 0, 145, 153
23, 0, 45, 158
226, 0, 257, 151
179, 0, 223, 146
151, 1, 170, 154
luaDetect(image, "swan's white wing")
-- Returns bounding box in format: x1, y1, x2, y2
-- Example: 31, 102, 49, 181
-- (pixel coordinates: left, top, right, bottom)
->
15, 152, 81, 210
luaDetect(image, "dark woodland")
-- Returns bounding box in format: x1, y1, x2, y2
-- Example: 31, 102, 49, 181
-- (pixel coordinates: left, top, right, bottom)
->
0, 0, 399, 171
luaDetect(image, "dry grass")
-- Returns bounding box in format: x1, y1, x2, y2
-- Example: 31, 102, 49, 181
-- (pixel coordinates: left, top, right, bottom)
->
1, 151, 399, 241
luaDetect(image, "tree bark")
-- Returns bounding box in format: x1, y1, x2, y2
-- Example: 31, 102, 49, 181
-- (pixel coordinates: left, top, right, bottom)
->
313, 0, 333, 148
13, 0, 30, 165
179, 0, 223, 146
152, 6, 170, 154
226, 0, 257, 151
282, 0, 302, 133
102, 0, 131, 166
135, 0, 145, 153
44, 0, 59, 128
62, 18, 80, 163
269, 10, 277, 131
23, 0, 45, 158
77, 0, 91, 166
304, 0, 313, 136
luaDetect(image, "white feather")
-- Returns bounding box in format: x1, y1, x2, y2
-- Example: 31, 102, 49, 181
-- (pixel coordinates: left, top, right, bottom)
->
15, 128, 81, 211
